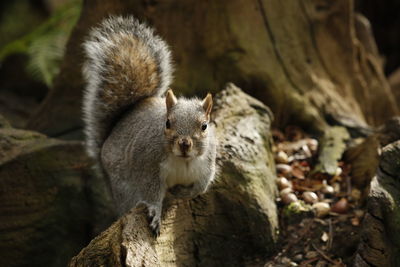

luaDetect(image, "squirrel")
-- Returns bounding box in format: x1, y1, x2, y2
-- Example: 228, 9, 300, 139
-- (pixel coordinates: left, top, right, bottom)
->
82, 16, 217, 236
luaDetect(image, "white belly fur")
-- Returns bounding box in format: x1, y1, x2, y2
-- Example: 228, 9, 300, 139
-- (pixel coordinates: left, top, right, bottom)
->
160, 155, 207, 188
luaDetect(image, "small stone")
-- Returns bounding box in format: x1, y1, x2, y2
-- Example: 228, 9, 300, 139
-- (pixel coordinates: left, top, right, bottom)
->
276, 164, 292, 176
321, 232, 329, 242
276, 177, 292, 190
331, 198, 348, 214
321, 180, 334, 195
335, 167, 342, 176
321, 184, 334, 195
307, 138, 318, 152
301, 144, 312, 158
302, 191, 318, 204
312, 202, 330, 217
276, 151, 289, 164
282, 193, 298, 204
280, 187, 293, 196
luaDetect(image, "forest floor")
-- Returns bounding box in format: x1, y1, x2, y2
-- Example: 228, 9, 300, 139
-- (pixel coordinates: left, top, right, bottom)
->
263, 127, 365, 267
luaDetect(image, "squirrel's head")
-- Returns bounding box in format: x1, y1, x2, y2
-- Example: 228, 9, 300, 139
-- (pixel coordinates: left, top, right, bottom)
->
164, 89, 213, 159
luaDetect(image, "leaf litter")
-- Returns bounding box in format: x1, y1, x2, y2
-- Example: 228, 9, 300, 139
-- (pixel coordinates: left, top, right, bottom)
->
264, 126, 365, 267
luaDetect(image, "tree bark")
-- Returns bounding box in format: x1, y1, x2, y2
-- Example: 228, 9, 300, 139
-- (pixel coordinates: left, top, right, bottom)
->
314, 126, 350, 175
354, 140, 400, 266
0, 121, 115, 267
27, 0, 398, 137
69, 84, 279, 267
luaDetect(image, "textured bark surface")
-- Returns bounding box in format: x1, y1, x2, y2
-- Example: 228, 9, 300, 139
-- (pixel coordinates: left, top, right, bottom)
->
354, 141, 400, 266
27, 0, 398, 137
0, 124, 115, 267
356, 0, 400, 74
314, 126, 350, 175
389, 69, 400, 107
378, 116, 400, 146
69, 84, 278, 267
344, 134, 380, 189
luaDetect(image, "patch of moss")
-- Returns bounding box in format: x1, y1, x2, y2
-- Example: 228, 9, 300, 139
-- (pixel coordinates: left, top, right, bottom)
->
282, 201, 313, 224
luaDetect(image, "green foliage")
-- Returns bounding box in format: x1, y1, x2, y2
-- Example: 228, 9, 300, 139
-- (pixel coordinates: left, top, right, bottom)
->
0, 1, 45, 48
283, 201, 311, 216
282, 201, 312, 224
26, 32, 67, 87
0, 0, 82, 87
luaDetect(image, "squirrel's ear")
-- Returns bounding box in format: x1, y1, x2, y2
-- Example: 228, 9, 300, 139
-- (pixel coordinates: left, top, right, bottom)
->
166, 89, 177, 112
202, 93, 213, 118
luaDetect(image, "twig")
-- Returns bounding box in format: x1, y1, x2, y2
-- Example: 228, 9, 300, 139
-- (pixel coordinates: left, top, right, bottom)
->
328, 218, 333, 250
271, 222, 313, 262
311, 243, 339, 265
299, 257, 318, 266
346, 175, 352, 197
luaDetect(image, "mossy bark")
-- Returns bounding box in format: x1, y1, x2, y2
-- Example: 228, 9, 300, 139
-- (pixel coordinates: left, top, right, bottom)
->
344, 134, 380, 189
27, 0, 397, 137
0, 125, 115, 267
314, 126, 350, 175
69, 84, 278, 267
354, 141, 400, 266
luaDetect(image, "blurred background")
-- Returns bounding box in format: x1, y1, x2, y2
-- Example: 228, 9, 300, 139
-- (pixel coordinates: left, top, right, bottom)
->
0, 0, 81, 130
0, 0, 399, 136
1, 1, 400, 266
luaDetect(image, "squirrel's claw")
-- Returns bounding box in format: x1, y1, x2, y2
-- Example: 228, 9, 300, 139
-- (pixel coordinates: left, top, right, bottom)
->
150, 220, 160, 237
146, 205, 161, 237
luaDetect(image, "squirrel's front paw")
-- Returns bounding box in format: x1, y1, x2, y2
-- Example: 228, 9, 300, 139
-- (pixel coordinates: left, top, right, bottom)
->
169, 184, 198, 199
146, 205, 161, 237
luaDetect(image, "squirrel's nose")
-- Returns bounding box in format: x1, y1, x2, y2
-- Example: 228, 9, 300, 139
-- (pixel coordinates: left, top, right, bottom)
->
178, 138, 192, 152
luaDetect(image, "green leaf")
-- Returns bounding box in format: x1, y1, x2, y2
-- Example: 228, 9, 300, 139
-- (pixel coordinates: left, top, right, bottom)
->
0, 0, 82, 87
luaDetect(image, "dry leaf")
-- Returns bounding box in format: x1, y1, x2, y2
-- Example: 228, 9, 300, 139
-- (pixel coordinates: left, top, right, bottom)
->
292, 166, 305, 179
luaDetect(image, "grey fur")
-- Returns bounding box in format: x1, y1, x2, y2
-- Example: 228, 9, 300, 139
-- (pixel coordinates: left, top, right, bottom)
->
82, 16, 217, 236
82, 15, 173, 159
102, 97, 217, 235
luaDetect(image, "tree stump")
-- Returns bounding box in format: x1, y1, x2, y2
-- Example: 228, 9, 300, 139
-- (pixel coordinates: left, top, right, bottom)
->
354, 141, 400, 266
0, 122, 115, 267
69, 84, 278, 266
27, 0, 398, 137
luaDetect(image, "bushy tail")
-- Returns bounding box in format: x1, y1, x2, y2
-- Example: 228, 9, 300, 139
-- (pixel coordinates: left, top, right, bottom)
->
82, 16, 173, 159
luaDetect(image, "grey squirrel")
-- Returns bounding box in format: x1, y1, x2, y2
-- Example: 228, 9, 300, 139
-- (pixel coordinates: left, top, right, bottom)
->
82, 16, 217, 236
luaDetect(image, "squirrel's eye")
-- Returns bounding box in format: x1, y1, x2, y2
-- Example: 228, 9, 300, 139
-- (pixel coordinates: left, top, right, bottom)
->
166, 119, 171, 129
201, 123, 207, 131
